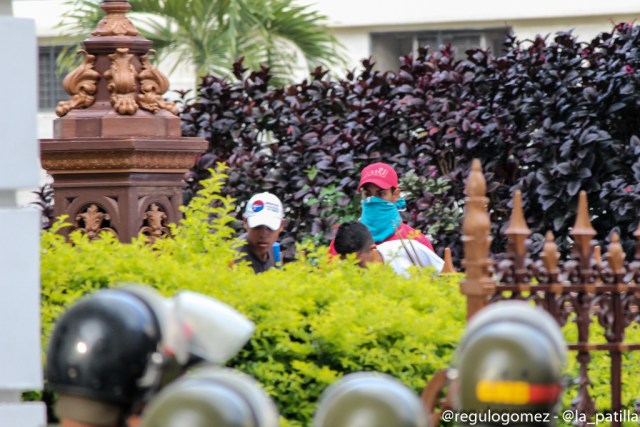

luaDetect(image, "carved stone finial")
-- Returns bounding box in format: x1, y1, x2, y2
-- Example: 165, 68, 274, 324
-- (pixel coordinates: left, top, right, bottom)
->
441, 247, 455, 273
104, 48, 138, 115
138, 50, 178, 115
607, 232, 625, 276
92, 0, 139, 37
56, 50, 101, 117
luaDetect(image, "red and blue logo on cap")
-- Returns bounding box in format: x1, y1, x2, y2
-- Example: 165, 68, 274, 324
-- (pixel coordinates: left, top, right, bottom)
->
251, 200, 265, 213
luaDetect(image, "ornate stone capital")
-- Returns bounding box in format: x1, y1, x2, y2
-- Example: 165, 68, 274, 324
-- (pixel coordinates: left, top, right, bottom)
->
55, 1, 178, 118
41, 0, 208, 244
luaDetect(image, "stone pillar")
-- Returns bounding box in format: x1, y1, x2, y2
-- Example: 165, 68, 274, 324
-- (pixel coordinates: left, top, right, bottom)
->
40, 0, 207, 242
0, 0, 46, 425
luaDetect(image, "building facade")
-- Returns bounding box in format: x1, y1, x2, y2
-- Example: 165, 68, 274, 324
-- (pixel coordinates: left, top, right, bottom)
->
14, 0, 640, 139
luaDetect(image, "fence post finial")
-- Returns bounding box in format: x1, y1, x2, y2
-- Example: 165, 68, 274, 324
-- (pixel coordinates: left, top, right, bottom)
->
505, 190, 531, 276
570, 191, 596, 273
634, 221, 640, 260
461, 159, 495, 319
593, 245, 602, 267
607, 232, 625, 280
441, 247, 455, 274
540, 231, 560, 287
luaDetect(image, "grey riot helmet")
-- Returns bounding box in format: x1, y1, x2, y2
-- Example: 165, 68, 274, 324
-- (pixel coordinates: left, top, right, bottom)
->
313, 372, 429, 427
140, 366, 280, 427
454, 301, 567, 425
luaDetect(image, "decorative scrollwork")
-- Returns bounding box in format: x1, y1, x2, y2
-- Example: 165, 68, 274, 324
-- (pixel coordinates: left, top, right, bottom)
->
55, 50, 101, 117
140, 203, 170, 242
75, 204, 117, 240
138, 50, 178, 115
104, 48, 138, 115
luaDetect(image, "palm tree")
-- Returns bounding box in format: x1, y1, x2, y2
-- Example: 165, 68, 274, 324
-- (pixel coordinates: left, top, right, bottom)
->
58, 0, 344, 84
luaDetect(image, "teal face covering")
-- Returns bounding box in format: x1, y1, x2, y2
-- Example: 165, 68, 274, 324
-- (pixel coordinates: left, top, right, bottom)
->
360, 197, 405, 242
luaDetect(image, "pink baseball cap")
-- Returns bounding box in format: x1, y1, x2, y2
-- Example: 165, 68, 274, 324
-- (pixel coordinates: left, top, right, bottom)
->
357, 162, 399, 190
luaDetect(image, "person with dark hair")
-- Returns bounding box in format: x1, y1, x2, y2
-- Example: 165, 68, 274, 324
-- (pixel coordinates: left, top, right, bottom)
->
329, 162, 434, 256
334, 221, 443, 275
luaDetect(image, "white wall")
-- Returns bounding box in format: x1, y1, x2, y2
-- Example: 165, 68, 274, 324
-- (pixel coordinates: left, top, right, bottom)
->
0, 3, 46, 425
292, 0, 640, 73
15, 0, 640, 138
298, 0, 640, 27
13, 0, 71, 37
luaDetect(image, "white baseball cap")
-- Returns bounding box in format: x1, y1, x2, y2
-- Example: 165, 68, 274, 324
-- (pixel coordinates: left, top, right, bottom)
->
243, 192, 284, 230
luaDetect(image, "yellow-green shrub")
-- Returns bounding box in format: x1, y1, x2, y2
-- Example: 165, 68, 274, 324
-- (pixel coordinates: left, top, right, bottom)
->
42, 167, 639, 425
41, 167, 466, 426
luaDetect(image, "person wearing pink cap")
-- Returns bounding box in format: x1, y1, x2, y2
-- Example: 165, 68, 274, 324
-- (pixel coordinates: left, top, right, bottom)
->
329, 162, 433, 255
237, 192, 286, 273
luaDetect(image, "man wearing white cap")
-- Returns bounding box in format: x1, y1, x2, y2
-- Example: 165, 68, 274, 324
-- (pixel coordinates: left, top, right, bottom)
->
239, 192, 286, 273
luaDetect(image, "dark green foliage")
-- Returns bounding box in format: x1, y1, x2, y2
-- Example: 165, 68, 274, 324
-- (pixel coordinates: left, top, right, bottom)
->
181, 23, 640, 263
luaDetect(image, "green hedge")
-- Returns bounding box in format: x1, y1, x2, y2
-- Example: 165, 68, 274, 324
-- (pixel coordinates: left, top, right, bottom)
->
40, 167, 640, 426
41, 167, 465, 426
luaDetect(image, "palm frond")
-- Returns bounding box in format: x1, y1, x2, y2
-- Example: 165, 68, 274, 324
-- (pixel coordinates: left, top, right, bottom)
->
56, 0, 345, 84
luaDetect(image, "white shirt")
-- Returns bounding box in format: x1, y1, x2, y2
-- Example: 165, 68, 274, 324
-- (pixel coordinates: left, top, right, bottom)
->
376, 240, 444, 276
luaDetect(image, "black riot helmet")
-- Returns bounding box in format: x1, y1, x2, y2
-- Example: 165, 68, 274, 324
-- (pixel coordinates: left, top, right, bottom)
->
46, 286, 172, 408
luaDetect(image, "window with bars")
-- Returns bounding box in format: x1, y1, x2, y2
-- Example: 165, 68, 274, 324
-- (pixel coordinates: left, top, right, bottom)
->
39, 45, 68, 111
371, 28, 510, 71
